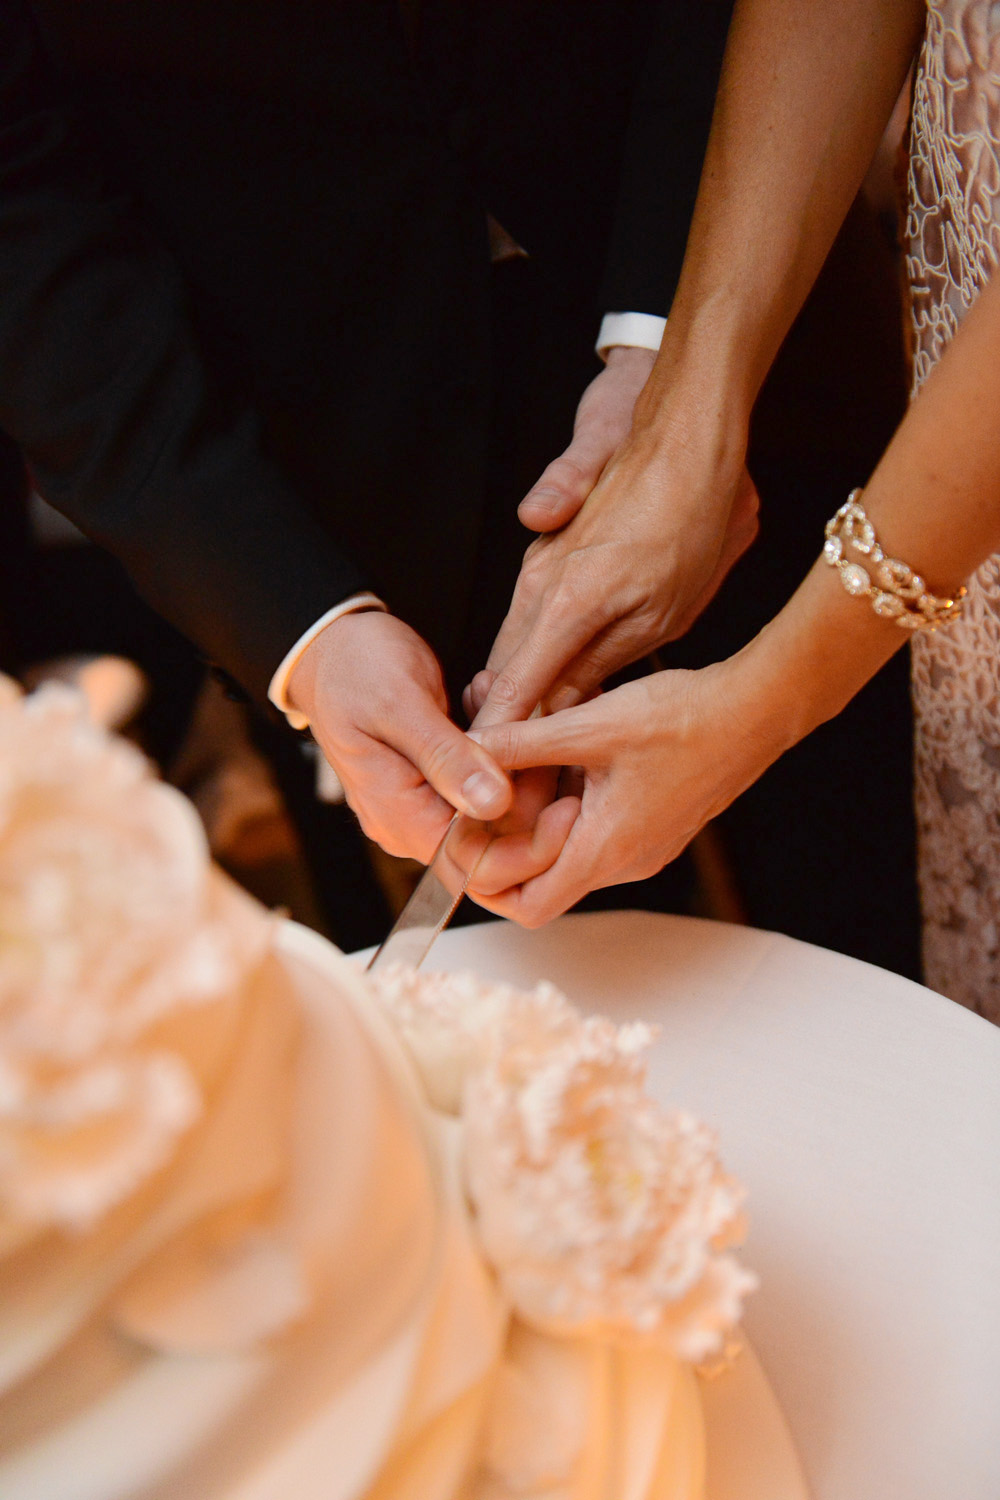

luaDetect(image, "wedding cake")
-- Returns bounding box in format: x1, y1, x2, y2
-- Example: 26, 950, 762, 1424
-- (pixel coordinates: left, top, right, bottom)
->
0, 679, 774, 1500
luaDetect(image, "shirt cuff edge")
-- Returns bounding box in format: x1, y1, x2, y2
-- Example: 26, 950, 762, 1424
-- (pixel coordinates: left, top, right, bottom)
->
267, 592, 389, 730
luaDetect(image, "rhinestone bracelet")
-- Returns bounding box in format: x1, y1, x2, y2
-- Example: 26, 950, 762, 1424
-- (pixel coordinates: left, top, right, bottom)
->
823, 490, 966, 631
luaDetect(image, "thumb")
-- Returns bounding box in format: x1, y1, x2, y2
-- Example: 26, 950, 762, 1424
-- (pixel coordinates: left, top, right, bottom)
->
397, 691, 513, 820
517, 427, 611, 532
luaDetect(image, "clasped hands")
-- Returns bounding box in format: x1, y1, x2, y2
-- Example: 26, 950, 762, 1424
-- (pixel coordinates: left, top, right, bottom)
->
291, 347, 763, 925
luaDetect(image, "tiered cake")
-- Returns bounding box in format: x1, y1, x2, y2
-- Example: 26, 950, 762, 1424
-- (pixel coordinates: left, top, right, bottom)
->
0, 679, 795, 1500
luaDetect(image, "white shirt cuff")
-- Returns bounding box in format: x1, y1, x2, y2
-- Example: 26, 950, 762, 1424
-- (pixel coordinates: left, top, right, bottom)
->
596, 312, 667, 362
267, 592, 388, 730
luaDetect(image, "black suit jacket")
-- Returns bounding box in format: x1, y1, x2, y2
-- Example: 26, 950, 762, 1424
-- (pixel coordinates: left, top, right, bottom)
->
0, 0, 731, 703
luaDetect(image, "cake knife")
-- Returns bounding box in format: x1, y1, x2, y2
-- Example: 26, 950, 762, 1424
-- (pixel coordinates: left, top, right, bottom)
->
366, 812, 487, 971
366, 701, 548, 972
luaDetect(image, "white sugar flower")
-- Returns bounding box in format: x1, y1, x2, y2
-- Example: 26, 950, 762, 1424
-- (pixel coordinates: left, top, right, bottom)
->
461, 990, 756, 1362
368, 962, 574, 1114
0, 683, 271, 1236
369, 962, 755, 1362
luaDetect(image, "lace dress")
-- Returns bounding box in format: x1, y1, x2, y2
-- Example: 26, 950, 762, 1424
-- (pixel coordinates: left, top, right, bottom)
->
907, 0, 1000, 1022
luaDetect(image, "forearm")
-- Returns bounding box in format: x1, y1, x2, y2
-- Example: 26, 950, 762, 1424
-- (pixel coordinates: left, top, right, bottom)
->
641, 0, 925, 424
740, 267, 1000, 749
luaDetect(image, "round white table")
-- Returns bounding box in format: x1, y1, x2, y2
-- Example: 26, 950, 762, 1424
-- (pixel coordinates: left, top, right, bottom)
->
385, 911, 1000, 1500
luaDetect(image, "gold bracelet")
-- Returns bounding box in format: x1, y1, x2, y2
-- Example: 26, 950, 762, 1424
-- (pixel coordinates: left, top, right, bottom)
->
823, 490, 966, 631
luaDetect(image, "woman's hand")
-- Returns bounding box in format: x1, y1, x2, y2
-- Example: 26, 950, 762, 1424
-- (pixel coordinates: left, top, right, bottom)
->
463, 651, 793, 926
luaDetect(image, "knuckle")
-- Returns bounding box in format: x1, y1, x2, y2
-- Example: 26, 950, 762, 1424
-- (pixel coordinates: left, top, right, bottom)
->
354, 805, 397, 853
519, 540, 551, 585
521, 897, 556, 930
397, 713, 437, 770
549, 563, 603, 624
544, 449, 581, 482
373, 802, 442, 863
542, 453, 581, 489
470, 668, 495, 700
377, 831, 410, 859
469, 868, 505, 899
485, 723, 524, 768
553, 452, 594, 489
632, 849, 665, 884
633, 601, 671, 649
485, 675, 524, 715
547, 577, 578, 617
416, 735, 464, 787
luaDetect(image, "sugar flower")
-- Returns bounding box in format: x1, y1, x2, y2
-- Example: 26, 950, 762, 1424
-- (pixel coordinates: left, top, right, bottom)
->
0, 681, 271, 1236
370, 963, 756, 1362
369, 962, 575, 1114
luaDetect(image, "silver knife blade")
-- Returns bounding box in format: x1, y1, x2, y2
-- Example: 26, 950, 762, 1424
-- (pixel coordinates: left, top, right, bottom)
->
366, 812, 487, 971
366, 702, 544, 971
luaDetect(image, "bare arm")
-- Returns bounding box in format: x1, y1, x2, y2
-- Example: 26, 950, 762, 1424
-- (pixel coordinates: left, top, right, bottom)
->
476, 0, 926, 727
647, 0, 925, 416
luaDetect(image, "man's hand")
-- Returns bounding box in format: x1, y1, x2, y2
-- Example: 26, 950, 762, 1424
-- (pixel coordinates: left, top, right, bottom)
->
467, 368, 759, 729
464, 346, 656, 719
517, 345, 659, 534
288, 610, 512, 863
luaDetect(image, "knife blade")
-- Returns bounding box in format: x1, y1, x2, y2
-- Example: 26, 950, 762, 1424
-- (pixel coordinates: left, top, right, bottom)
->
366, 702, 550, 972
366, 812, 488, 971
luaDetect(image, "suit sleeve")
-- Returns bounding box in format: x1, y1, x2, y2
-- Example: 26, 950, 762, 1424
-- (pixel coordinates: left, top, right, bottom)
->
0, 0, 367, 705
601, 0, 734, 319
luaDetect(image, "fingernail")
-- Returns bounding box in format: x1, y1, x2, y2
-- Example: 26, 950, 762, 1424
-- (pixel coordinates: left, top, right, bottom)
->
466, 729, 484, 745
521, 488, 563, 512
460, 770, 507, 817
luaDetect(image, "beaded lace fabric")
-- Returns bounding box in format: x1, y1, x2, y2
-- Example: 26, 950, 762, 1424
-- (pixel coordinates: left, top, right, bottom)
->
907, 0, 1000, 1021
